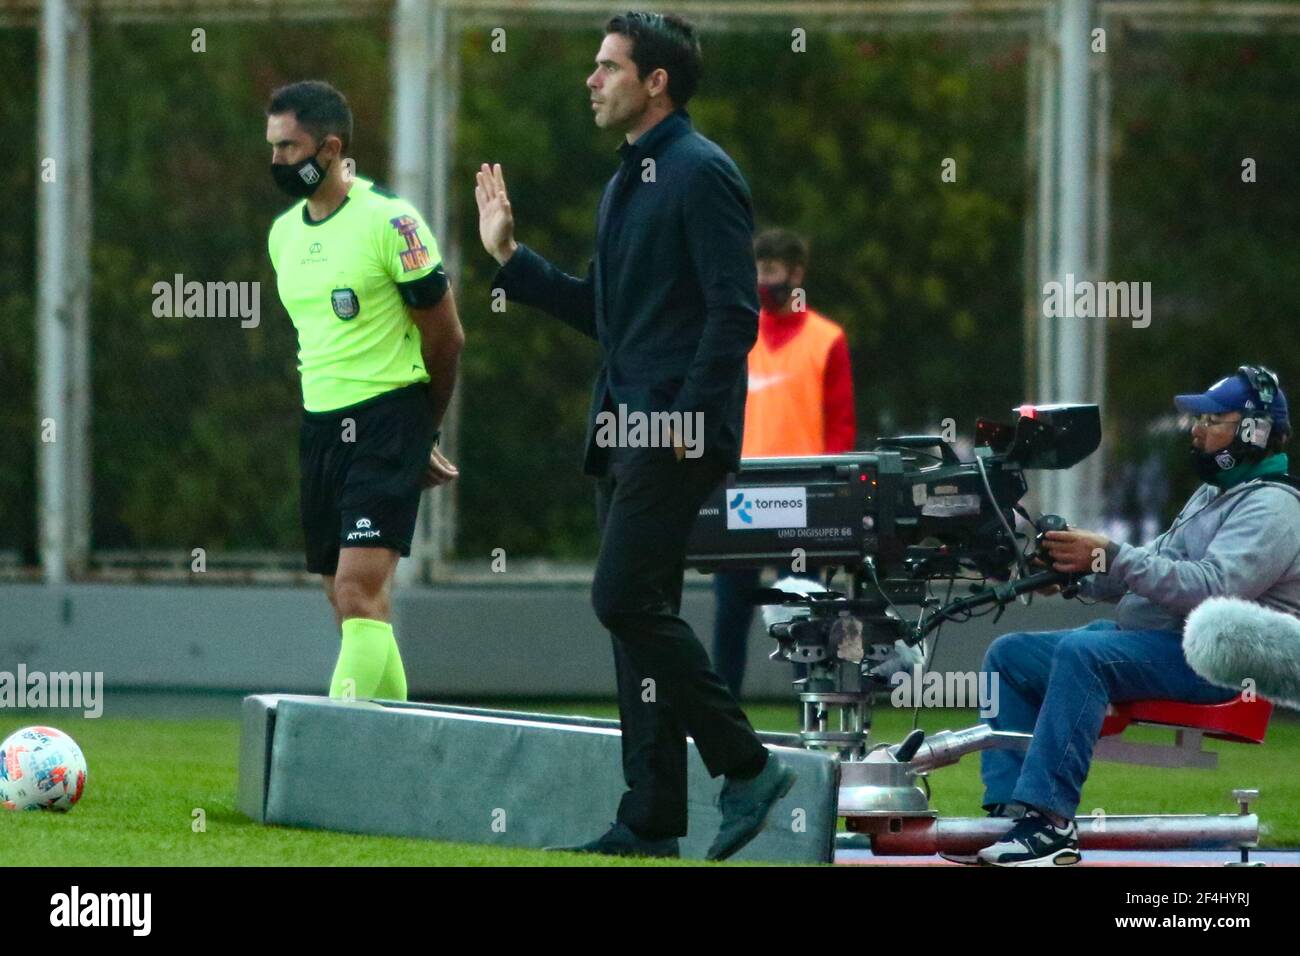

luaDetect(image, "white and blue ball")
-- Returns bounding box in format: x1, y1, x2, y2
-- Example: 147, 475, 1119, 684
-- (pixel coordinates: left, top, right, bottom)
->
0, 725, 88, 812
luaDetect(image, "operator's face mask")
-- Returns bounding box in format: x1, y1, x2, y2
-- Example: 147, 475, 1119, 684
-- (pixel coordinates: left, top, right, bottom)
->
271, 140, 331, 198
1189, 445, 1239, 483
1188, 414, 1271, 482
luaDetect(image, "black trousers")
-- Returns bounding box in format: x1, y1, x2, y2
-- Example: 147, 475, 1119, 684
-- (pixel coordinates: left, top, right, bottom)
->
710, 567, 762, 697
593, 446, 768, 839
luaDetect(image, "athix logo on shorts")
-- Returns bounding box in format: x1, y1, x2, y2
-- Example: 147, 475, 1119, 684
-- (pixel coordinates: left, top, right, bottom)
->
346, 517, 382, 542
726, 487, 807, 530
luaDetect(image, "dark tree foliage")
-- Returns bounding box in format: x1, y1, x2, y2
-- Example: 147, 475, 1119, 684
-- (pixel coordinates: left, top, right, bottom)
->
1, 23, 1295, 562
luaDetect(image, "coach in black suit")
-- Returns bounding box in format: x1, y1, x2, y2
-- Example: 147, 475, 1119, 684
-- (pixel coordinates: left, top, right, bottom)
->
475, 12, 796, 861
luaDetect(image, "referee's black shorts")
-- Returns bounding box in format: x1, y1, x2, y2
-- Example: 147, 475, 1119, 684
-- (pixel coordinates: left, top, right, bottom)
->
298, 383, 436, 576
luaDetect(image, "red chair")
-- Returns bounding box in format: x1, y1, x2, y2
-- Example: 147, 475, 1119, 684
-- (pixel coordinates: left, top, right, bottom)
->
1095, 694, 1273, 769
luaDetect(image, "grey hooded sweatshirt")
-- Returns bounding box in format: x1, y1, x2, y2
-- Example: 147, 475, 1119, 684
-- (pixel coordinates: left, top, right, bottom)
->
1077, 476, 1300, 632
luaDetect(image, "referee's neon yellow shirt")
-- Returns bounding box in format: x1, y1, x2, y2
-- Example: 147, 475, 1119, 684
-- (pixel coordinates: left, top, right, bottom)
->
268, 177, 440, 412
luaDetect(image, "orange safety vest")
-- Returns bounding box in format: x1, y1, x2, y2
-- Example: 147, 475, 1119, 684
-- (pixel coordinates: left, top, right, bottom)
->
742, 308, 844, 458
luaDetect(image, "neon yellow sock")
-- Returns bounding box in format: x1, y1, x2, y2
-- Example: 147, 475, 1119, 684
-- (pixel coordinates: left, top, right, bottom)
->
374, 630, 408, 702
329, 618, 391, 700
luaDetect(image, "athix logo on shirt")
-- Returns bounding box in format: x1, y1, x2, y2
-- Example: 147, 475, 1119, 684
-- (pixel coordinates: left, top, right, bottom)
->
748, 372, 791, 393
726, 487, 807, 530
301, 241, 327, 265
346, 517, 381, 542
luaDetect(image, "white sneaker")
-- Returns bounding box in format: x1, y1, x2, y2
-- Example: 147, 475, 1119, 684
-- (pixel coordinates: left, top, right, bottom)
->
976, 809, 1081, 867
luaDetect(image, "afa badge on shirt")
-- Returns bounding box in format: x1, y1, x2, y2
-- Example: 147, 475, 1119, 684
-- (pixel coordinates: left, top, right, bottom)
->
331, 287, 360, 320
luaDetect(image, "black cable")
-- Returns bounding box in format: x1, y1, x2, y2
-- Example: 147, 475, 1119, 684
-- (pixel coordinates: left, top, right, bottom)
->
911, 575, 956, 733
863, 555, 905, 625
861, 555, 931, 737
976, 454, 1029, 580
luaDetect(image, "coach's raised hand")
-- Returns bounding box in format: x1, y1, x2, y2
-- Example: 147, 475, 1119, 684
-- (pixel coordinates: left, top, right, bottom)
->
475, 163, 518, 265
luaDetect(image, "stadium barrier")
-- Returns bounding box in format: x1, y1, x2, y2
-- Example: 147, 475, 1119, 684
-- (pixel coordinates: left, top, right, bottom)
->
239, 694, 840, 863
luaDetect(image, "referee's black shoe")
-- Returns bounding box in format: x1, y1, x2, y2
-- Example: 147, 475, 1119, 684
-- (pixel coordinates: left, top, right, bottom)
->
545, 822, 679, 859
707, 753, 798, 861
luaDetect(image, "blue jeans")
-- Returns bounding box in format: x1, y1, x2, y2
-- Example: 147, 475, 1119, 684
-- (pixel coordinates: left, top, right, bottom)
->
979, 619, 1239, 820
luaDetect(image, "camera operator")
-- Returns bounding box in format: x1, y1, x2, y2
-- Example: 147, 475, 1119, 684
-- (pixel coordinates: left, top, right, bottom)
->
968, 366, 1300, 866
711, 229, 857, 696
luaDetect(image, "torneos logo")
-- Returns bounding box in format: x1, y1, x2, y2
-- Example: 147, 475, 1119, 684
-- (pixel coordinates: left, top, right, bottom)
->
726, 487, 807, 530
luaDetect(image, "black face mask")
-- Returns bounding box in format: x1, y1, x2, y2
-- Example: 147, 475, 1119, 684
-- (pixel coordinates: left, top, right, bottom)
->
271, 142, 330, 198
1190, 444, 1239, 483
1190, 432, 1270, 483
758, 281, 793, 312
1189, 415, 1273, 483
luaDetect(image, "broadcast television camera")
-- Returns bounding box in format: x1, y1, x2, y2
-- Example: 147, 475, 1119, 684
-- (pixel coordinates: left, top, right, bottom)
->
685, 403, 1101, 758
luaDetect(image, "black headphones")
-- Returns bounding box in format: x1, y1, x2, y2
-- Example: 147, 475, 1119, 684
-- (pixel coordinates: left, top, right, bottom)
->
1234, 364, 1280, 450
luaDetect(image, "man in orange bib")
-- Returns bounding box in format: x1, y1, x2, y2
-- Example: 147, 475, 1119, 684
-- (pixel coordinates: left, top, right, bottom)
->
711, 229, 857, 695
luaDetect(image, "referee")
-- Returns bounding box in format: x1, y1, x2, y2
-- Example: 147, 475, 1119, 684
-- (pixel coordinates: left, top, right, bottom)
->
266, 81, 463, 702
476, 12, 796, 860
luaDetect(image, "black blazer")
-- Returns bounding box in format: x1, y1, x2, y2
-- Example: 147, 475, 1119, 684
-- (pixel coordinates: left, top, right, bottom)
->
492, 108, 759, 476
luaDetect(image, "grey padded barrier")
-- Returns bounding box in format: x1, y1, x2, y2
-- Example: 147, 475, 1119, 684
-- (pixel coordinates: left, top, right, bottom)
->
240, 694, 838, 863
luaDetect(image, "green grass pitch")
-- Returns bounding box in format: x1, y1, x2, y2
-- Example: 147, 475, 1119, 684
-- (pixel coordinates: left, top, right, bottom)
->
3, 702, 1297, 865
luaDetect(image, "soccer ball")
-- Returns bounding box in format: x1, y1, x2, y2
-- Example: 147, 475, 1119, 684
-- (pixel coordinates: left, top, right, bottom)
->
0, 726, 88, 812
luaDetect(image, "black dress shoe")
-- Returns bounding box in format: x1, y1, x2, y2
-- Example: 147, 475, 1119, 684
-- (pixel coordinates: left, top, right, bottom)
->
707, 754, 798, 861
545, 822, 680, 858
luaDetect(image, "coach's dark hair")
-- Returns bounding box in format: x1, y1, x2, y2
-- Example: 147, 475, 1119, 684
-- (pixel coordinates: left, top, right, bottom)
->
267, 81, 354, 152
604, 11, 702, 107
754, 228, 809, 271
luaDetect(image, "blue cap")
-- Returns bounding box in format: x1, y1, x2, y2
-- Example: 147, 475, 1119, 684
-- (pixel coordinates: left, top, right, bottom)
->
1174, 369, 1290, 426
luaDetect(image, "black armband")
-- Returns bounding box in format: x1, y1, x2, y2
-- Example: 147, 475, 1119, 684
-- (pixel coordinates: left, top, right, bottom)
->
397, 264, 449, 308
